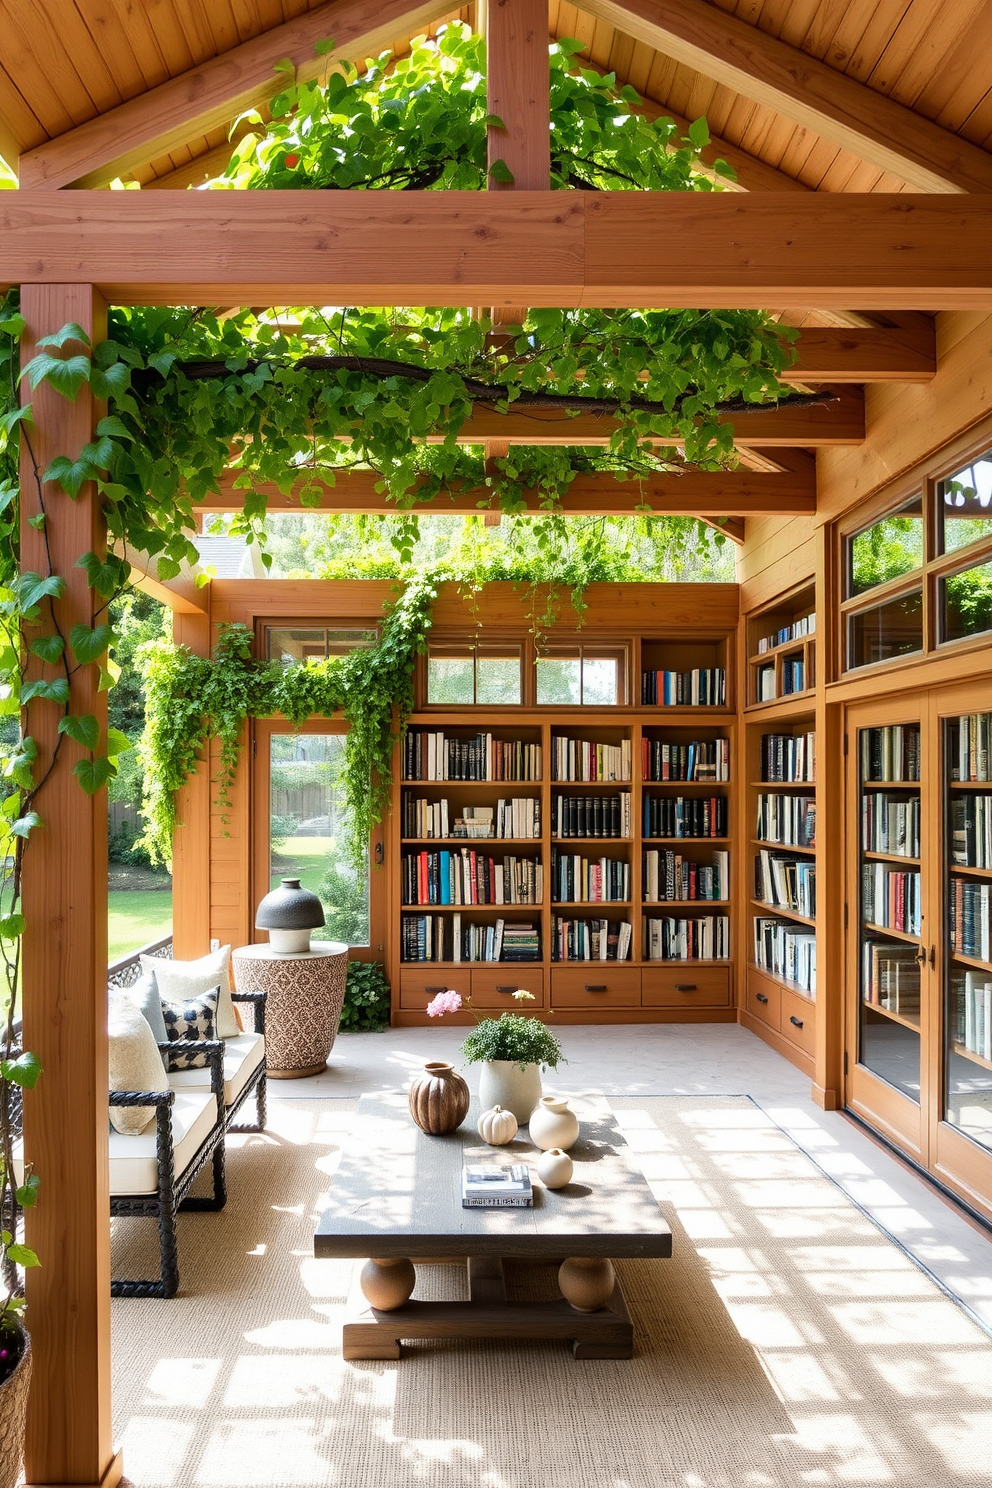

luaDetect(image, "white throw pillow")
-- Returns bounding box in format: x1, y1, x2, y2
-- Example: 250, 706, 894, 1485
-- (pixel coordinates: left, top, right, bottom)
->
144, 945, 239, 1039
108, 997, 170, 1136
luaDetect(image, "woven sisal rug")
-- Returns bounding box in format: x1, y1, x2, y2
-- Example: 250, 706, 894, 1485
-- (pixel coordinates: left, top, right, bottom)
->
110, 1096, 992, 1487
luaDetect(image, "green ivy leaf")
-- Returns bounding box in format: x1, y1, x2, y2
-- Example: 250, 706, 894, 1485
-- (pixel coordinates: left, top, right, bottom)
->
4, 1244, 40, 1269
88, 361, 131, 399
487, 158, 515, 183
21, 677, 69, 704
76, 551, 126, 599
72, 756, 115, 794
15, 1175, 41, 1208
43, 453, 99, 498
10, 811, 41, 839
36, 322, 91, 350
0, 1051, 39, 1088
0, 312, 26, 337
95, 414, 135, 443
17, 571, 66, 613
29, 634, 65, 664
69, 622, 114, 664
106, 728, 133, 760
0, 913, 25, 939
21, 351, 92, 399
58, 713, 100, 750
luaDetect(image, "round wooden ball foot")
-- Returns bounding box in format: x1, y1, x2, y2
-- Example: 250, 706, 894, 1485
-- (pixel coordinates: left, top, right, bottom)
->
361, 1257, 416, 1311
558, 1256, 615, 1313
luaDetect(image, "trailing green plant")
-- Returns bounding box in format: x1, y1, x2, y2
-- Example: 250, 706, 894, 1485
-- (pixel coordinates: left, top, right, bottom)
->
339, 961, 391, 1033
218, 26, 732, 195
459, 1012, 564, 1071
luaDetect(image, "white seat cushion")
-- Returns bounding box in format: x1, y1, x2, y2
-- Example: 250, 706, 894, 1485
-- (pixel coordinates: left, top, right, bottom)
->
167, 1032, 264, 1109
108, 1091, 218, 1197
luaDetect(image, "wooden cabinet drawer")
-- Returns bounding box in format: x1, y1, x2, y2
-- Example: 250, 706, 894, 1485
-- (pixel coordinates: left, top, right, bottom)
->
399, 968, 472, 1011
641, 964, 730, 1008
780, 987, 815, 1056
471, 967, 545, 1009
746, 966, 781, 1031
551, 966, 641, 1009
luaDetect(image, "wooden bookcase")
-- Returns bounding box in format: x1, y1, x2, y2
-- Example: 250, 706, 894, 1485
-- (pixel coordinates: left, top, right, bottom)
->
745, 581, 816, 710
390, 625, 738, 1025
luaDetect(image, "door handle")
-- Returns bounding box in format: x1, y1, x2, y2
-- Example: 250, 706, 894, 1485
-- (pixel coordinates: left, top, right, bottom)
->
585, 985, 608, 992
374, 842, 384, 865
674, 984, 697, 992
790, 1015, 804, 1030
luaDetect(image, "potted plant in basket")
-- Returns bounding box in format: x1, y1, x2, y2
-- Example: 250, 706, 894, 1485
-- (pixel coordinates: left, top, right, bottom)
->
0, 1018, 41, 1488
426, 989, 564, 1123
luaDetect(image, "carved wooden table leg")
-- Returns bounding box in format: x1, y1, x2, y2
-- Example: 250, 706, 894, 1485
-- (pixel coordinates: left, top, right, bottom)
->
558, 1256, 616, 1312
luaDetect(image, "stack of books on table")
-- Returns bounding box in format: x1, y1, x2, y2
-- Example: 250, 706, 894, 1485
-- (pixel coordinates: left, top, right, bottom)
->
462, 1163, 533, 1208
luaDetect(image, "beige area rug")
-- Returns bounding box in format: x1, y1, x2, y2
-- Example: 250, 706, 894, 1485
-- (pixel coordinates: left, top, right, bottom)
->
111, 1096, 992, 1488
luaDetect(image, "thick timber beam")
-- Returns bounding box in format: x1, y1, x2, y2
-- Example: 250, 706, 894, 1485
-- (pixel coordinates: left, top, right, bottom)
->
582, 0, 992, 194
19, 286, 121, 1488
16, 0, 443, 191
195, 459, 816, 516
1, 193, 990, 309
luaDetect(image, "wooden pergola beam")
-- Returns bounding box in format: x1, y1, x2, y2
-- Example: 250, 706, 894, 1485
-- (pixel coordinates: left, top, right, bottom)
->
194, 459, 816, 516
785, 317, 934, 384
582, 0, 992, 195
16, 0, 444, 191
3, 192, 990, 309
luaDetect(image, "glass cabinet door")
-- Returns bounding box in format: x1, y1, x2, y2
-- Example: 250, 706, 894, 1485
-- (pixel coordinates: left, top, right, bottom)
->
942, 707, 992, 1151
856, 721, 924, 1105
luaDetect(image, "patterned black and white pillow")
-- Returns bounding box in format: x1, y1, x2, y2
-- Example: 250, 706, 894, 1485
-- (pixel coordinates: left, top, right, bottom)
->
161, 987, 219, 1070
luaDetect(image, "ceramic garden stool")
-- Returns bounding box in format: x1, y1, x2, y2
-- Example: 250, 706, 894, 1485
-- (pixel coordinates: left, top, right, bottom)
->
232, 942, 348, 1078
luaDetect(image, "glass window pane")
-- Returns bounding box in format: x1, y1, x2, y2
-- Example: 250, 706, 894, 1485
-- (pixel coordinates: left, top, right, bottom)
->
849, 498, 924, 597
941, 556, 992, 644
848, 589, 923, 669
427, 657, 474, 705
268, 627, 327, 666
582, 657, 618, 706
476, 655, 521, 705
940, 455, 992, 555
269, 733, 369, 946
536, 658, 582, 706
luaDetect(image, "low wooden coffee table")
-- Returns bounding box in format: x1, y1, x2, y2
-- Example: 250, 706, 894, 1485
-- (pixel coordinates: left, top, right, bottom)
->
313, 1093, 672, 1359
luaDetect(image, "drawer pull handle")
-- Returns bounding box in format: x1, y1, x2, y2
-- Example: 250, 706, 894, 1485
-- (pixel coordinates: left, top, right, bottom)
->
674, 984, 697, 992
756, 993, 769, 1004
585, 985, 608, 992
424, 985, 446, 993
495, 986, 517, 993
790, 1015, 804, 1029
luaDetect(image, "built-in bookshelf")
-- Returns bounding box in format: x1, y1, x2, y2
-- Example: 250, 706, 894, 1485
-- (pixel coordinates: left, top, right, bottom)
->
640, 639, 730, 709
746, 581, 816, 709
946, 710, 992, 1099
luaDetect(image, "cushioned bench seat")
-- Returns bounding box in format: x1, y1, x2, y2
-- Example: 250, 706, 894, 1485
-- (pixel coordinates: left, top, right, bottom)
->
108, 1090, 218, 1197
167, 1032, 265, 1111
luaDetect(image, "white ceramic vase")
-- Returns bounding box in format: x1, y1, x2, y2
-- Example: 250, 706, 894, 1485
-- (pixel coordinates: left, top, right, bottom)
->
528, 1095, 580, 1151
537, 1147, 573, 1189
477, 1060, 543, 1124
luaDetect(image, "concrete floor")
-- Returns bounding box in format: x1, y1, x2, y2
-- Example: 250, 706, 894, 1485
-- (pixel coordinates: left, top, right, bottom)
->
270, 1019, 992, 1332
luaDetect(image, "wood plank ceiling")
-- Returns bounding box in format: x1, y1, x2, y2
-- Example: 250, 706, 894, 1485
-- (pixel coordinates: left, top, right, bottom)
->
2, 0, 992, 197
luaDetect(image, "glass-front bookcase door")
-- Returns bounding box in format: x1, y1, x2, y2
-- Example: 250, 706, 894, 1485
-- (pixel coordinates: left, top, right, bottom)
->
846, 699, 930, 1163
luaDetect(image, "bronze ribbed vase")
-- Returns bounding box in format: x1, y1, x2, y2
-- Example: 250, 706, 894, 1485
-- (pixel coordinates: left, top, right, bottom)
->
407, 1061, 470, 1135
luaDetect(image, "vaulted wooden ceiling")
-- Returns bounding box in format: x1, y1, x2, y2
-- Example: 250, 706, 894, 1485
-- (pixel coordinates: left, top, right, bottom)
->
2, 0, 991, 198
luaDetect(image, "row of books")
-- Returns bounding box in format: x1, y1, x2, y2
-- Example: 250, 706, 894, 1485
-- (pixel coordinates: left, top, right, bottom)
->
862, 793, 921, 859
756, 794, 816, 849
645, 915, 730, 961
641, 738, 730, 783
950, 879, 991, 963
782, 658, 806, 695
552, 793, 632, 839
401, 796, 541, 841
951, 794, 992, 870
644, 849, 729, 903
551, 852, 630, 904
861, 864, 921, 936
861, 725, 921, 784
955, 970, 992, 1062
754, 917, 817, 994
640, 668, 727, 707
643, 795, 728, 840
761, 732, 815, 784
404, 730, 542, 782
552, 736, 631, 783
756, 611, 815, 654
754, 850, 816, 919
862, 941, 920, 1018
552, 917, 633, 962
399, 915, 540, 962
401, 851, 542, 907
952, 712, 992, 783
757, 664, 777, 703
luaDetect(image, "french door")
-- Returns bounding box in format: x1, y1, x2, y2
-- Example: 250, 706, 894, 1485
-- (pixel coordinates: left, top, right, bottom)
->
251, 719, 386, 960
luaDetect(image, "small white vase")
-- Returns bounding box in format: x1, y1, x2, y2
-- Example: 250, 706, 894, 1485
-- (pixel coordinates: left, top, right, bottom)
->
537, 1147, 573, 1189
529, 1095, 580, 1152
477, 1060, 543, 1124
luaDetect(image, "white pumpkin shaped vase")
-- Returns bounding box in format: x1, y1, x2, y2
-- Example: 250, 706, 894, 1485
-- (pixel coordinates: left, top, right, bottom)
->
529, 1095, 579, 1152
477, 1105, 518, 1146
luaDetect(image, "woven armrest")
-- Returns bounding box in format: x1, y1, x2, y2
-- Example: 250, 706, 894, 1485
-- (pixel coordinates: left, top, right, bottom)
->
109, 1088, 176, 1108
231, 989, 266, 1035
158, 1039, 226, 1106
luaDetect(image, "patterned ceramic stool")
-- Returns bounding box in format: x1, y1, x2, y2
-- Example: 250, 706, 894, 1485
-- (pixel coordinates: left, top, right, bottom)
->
232, 942, 349, 1078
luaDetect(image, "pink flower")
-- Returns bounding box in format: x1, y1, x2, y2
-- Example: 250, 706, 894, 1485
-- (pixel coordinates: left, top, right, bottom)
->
426, 989, 463, 1018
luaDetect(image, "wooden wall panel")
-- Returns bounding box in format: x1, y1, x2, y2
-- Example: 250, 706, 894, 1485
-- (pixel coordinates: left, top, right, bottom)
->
737, 515, 817, 611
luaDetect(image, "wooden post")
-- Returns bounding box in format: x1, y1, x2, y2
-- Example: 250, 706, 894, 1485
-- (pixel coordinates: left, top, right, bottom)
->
812, 524, 843, 1111
484, 0, 550, 191
171, 612, 212, 959
18, 285, 122, 1488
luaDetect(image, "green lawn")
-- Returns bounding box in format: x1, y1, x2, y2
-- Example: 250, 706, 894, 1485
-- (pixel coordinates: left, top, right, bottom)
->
108, 890, 173, 963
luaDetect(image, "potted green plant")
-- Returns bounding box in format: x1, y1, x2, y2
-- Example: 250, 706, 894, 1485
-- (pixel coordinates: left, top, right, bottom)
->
0, 1023, 41, 1488
425, 989, 563, 1123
